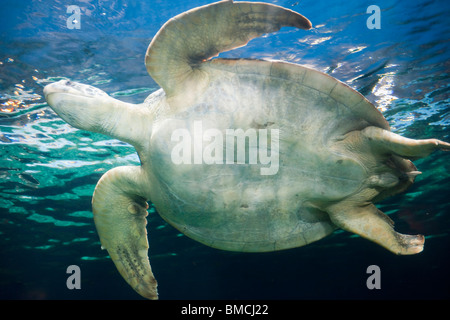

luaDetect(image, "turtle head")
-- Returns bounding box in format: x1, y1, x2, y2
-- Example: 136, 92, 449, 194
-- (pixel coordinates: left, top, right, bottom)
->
44, 79, 150, 148
44, 79, 117, 133
44, 79, 109, 107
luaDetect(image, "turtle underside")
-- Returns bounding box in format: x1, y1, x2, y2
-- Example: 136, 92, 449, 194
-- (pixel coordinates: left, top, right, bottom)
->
148, 58, 383, 252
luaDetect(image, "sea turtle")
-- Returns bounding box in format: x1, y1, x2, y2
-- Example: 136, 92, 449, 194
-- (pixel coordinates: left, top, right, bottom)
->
44, 0, 450, 299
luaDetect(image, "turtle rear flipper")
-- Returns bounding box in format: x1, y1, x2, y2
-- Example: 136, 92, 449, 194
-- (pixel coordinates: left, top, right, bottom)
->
327, 201, 424, 255
362, 126, 450, 159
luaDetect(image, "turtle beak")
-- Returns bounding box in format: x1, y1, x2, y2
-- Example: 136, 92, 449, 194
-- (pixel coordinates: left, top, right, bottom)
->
43, 80, 70, 103
44, 80, 109, 100
43, 83, 54, 100
44, 80, 74, 98
43, 82, 60, 108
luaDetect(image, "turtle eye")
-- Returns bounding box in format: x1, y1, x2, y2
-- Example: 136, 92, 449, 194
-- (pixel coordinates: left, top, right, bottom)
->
65, 80, 73, 86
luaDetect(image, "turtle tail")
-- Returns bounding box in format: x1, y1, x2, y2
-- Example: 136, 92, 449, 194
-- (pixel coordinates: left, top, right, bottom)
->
372, 155, 420, 202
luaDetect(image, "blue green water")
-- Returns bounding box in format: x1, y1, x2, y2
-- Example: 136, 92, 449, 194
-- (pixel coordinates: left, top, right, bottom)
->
1, 0, 449, 299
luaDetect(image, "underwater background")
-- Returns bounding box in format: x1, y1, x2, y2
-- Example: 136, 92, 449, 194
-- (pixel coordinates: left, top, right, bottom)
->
1, 0, 449, 300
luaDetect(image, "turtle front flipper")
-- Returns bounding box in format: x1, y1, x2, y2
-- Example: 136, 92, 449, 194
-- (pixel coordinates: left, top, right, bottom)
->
327, 201, 424, 255
145, 0, 311, 97
92, 166, 158, 299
